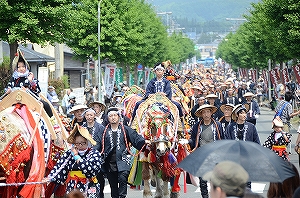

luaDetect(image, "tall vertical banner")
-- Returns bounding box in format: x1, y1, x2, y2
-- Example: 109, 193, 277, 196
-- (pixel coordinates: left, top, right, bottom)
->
129, 73, 134, 86
144, 67, 150, 86
262, 69, 268, 89
238, 68, 243, 79
242, 68, 248, 80
281, 68, 290, 85
115, 67, 123, 88
252, 69, 257, 82
269, 68, 281, 87
137, 70, 144, 87
104, 64, 116, 98
292, 65, 300, 84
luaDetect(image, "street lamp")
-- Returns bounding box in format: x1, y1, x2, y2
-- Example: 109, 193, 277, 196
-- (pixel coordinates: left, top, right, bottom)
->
98, 0, 103, 102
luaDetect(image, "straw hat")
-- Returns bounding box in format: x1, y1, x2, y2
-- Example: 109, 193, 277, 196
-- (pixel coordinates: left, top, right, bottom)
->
191, 85, 202, 90
69, 104, 88, 114
220, 104, 235, 113
67, 123, 96, 145
206, 94, 218, 99
272, 117, 284, 128
231, 104, 249, 121
89, 101, 106, 112
243, 92, 255, 97
195, 104, 217, 117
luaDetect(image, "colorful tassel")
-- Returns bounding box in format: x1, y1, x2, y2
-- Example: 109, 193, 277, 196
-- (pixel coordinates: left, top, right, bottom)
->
168, 152, 177, 164
149, 151, 156, 163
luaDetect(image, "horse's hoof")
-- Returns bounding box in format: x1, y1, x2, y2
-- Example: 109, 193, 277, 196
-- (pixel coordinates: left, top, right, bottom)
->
151, 179, 156, 187
143, 192, 153, 198
170, 192, 180, 198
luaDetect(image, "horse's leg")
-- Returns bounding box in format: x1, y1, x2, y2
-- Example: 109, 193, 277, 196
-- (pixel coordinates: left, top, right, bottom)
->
170, 174, 180, 198
162, 180, 170, 198
142, 162, 152, 198
154, 168, 163, 198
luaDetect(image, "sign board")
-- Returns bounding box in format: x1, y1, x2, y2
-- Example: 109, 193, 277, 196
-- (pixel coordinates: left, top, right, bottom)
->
104, 64, 116, 98
38, 67, 49, 97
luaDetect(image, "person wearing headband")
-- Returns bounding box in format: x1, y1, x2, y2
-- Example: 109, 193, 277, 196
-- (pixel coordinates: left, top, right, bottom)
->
93, 107, 148, 198
131, 62, 183, 123
82, 108, 106, 198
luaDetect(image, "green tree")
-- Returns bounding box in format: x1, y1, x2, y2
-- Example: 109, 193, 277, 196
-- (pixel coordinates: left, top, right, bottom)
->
0, 0, 77, 68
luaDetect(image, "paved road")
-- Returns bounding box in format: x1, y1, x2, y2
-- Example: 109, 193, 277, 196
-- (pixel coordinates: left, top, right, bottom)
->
102, 106, 300, 198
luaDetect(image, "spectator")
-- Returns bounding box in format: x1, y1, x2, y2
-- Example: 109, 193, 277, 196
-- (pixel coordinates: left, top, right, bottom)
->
61, 88, 74, 114
275, 91, 300, 132
66, 95, 77, 119
203, 160, 249, 198
47, 86, 58, 102
263, 117, 291, 161
267, 163, 300, 198
84, 86, 94, 106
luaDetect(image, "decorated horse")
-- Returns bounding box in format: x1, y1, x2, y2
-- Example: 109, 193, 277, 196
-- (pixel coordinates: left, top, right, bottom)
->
0, 49, 68, 198
129, 92, 189, 198
0, 89, 69, 197
121, 85, 145, 120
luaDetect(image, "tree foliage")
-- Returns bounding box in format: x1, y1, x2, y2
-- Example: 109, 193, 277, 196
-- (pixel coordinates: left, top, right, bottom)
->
216, 0, 300, 70
0, 0, 77, 66
65, 0, 195, 69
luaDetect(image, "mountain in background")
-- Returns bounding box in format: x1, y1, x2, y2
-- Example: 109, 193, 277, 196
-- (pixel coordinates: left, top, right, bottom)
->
151, 0, 259, 22
150, 0, 259, 37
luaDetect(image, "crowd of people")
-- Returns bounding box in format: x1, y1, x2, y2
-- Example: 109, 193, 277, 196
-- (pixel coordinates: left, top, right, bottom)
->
5, 55, 300, 198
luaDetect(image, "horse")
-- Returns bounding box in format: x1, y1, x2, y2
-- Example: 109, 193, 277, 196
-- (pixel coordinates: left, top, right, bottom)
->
0, 90, 67, 198
129, 92, 189, 198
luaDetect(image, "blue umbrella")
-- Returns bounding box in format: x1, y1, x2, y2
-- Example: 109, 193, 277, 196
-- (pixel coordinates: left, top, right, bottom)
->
177, 140, 295, 182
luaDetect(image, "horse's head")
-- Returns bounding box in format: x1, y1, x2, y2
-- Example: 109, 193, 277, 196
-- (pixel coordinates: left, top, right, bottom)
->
153, 134, 170, 156
147, 103, 170, 129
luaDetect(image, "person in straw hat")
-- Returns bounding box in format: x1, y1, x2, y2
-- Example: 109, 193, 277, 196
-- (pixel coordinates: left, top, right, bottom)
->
189, 104, 225, 198
44, 123, 102, 197
243, 92, 260, 125
226, 104, 260, 144
219, 104, 235, 134
205, 94, 222, 120
93, 107, 149, 198
223, 88, 239, 106
226, 104, 260, 189
203, 161, 249, 198
69, 104, 88, 129
190, 96, 206, 122
237, 82, 249, 104
263, 117, 291, 161
89, 101, 106, 125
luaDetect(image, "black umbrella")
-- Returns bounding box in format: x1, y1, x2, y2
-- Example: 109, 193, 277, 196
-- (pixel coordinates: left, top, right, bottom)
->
177, 140, 295, 182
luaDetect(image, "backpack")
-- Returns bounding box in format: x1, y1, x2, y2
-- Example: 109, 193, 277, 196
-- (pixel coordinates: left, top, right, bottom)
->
274, 101, 288, 119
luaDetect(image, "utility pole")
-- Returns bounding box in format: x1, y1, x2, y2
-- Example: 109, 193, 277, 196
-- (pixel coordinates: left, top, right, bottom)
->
98, 1, 103, 102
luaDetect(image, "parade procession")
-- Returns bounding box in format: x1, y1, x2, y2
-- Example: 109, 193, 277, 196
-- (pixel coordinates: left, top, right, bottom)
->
1, 49, 300, 198
2, 0, 300, 197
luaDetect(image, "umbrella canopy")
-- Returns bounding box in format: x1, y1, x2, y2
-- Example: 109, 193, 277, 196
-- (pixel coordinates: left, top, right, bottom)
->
178, 140, 295, 182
